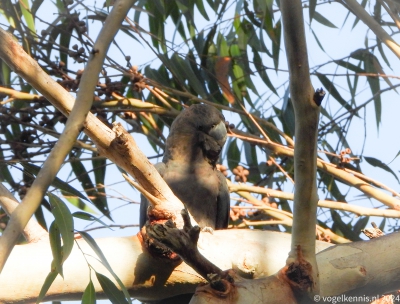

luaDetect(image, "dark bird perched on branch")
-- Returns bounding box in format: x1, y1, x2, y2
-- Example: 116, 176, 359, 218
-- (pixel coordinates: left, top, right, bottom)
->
140, 104, 230, 230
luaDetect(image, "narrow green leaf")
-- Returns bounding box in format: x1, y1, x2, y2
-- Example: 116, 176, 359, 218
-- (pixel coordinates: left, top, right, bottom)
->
0, 150, 15, 186
389, 150, 400, 164
232, 58, 248, 101
59, 32, 71, 69
63, 194, 96, 214
92, 153, 107, 212
21, 163, 89, 201
1, 60, 11, 85
82, 280, 96, 304
346, 73, 356, 106
316, 74, 353, 112
319, 172, 347, 202
379, 218, 386, 231
313, 11, 337, 28
309, 0, 317, 23
281, 93, 295, 137
48, 193, 74, 262
49, 222, 63, 277
95, 272, 129, 304
364, 55, 383, 127
377, 41, 391, 69
200, 25, 216, 68
310, 27, 325, 52
72, 211, 112, 229
144, 65, 170, 87
227, 139, 240, 170
195, 0, 209, 20
331, 210, 361, 241
170, 6, 187, 42
353, 216, 369, 234
36, 270, 58, 304
272, 19, 281, 70
368, 76, 381, 128
352, 0, 368, 29
179, 53, 207, 96
79, 231, 132, 303
34, 204, 48, 231
217, 33, 229, 56
364, 156, 399, 183
70, 159, 110, 218
252, 50, 277, 95
334, 60, 365, 73
31, 0, 44, 15
19, 0, 36, 35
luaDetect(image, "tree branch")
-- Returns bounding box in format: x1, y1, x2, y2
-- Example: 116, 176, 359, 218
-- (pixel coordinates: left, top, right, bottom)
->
0, 183, 48, 243
343, 0, 400, 59
228, 183, 400, 218
2, 230, 400, 302
230, 130, 400, 210
281, 0, 321, 296
0, 0, 136, 272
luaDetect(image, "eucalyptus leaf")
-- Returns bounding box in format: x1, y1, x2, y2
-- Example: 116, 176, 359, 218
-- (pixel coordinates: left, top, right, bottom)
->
95, 272, 129, 304
82, 280, 96, 304
364, 156, 399, 183
48, 193, 74, 263
78, 231, 132, 303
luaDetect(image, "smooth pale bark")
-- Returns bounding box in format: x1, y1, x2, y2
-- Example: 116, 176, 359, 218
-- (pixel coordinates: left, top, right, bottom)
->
1, 231, 400, 303
281, 0, 321, 295
0, 230, 332, 303
0, 183, 47, 243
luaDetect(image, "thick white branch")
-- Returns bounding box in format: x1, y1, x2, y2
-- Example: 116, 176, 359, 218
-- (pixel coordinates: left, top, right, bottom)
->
1, 231, 400, 302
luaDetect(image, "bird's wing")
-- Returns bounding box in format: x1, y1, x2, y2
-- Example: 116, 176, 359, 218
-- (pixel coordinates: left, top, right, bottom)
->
215, 171, 230, 229
139, 162, 166, 228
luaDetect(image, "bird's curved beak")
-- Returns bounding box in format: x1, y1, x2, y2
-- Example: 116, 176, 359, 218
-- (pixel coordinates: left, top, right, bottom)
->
209, 121, 227, 146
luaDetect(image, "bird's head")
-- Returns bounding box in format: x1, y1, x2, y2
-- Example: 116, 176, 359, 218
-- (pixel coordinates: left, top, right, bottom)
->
164, 104, 227, 165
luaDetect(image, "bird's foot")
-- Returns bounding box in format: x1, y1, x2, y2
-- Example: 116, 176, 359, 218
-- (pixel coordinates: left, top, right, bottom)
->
202, 226, 214, 234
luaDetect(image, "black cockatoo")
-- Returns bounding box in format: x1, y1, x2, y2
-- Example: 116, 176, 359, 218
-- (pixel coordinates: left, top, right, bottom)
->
140, 104, 230, 229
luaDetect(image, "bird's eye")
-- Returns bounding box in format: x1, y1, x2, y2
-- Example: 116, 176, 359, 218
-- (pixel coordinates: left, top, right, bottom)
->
198, 126, 203, 131
211, 124, 216, 128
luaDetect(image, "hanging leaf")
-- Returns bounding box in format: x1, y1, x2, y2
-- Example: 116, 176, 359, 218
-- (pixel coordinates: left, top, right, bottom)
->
334, 59, 365, 73
331, 210, 361, 241
95, 272, 129, 304
252, 49, 277, 95
169, 2, 187, 42
34, 204, 48, 231
19, 0, 36, 35
21, 163, 89, 202
48, 193, 74, 263
78, 231, 132, 303
364, 156, 399, 183
309, 0, 317, 23
281, 97, 295, 137
353, 216, 369, 235
379, 218, 386, 231
310, 27, 325, 52
215, 56, 235, 104
227, 139, 241, 170
49, 222, 63, 277
70, 159, 110, 219
316, 73, 353, 112
36, 269, 58, 304
82, 280, 96, 304
72, 211, 112, 229
313, 11, 337, 28
272, 19, 281, 70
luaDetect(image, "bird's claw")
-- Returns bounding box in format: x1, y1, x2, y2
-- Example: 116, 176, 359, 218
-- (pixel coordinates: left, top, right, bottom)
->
202, 226, 214, 234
